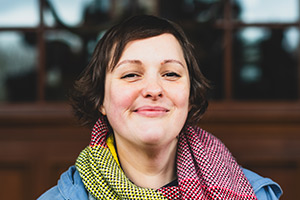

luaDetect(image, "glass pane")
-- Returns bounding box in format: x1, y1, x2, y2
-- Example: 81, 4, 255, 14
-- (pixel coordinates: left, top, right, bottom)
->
176, 28, 224, 99
185, 27, 224, 99
233, 27, 299, 100
44, 0, 90, 27
44, 0, 159, 27
234, 0, 299, 23
0, 0, 39, 27
44, 30, 87, 101
0, 32, 38, 102
160, 0, 224, 21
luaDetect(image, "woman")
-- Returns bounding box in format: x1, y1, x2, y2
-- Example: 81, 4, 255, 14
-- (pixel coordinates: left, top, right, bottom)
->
38, 15, 282, 200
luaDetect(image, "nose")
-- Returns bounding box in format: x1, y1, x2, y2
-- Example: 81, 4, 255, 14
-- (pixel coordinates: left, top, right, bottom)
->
142, 77, 163, 100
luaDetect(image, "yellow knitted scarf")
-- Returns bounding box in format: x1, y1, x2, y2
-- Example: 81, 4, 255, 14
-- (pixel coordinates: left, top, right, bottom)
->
76, 134, 168, 199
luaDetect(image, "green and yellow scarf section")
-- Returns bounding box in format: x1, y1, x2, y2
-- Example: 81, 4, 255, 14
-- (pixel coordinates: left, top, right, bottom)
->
76, 134, 168, 200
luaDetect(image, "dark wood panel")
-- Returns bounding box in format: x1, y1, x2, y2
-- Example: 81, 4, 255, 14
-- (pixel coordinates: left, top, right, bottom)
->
0, 102, 299, 199
0, 164, 31, 200
242, 161, 300, 200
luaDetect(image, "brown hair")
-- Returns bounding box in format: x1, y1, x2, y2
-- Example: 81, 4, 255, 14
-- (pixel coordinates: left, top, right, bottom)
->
69, 15, 210, 127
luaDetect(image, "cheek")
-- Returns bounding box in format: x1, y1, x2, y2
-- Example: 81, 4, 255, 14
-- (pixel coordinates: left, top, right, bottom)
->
105, 84, 138, 113
177, 92, 190, 112
167, 83, 190, 109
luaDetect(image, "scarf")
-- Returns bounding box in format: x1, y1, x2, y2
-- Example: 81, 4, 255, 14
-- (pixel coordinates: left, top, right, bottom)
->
76, 116, 257, 199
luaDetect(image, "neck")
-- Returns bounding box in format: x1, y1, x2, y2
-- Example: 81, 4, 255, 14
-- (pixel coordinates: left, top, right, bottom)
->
115, 136, 178, 189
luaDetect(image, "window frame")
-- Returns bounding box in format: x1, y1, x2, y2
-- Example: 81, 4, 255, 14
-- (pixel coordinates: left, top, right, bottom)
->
0, 0, 299, 118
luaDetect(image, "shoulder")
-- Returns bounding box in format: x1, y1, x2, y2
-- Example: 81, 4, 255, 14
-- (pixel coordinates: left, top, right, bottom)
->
37, 185, 63, 200
242, 168, 283, 200
37, 166, 88, 200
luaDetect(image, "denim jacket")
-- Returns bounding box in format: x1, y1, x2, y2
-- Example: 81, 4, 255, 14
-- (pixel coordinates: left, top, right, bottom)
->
37, 166, 282, 200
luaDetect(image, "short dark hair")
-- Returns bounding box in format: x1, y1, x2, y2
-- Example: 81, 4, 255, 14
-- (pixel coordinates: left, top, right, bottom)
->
69, 15, 210, 128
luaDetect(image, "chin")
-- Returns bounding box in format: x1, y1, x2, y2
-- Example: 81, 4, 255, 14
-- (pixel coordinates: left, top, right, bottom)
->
137, 131, 177, 146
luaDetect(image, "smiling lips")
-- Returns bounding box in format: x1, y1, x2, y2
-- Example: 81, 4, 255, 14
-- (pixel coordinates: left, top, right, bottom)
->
133, 106, 169, 117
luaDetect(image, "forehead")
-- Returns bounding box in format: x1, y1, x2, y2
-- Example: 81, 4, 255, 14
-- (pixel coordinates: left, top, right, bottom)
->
121, 34, 184, 60
125, 33, 180, 48
108, 33, 185, 72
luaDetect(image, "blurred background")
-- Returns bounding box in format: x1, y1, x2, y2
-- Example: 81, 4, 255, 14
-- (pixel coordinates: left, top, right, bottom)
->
0, 0, 299, 199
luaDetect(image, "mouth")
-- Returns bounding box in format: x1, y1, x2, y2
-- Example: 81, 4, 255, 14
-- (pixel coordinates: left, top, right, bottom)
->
133, 106, 170, 117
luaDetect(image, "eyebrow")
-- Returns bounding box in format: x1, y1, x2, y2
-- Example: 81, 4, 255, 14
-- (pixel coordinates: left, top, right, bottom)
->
161, 59, 185, 68
115, 60, 142, 68
115, 59, 185, 69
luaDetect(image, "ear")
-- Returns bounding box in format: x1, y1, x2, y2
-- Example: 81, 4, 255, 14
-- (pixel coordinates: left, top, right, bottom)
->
99, 105, 106, 116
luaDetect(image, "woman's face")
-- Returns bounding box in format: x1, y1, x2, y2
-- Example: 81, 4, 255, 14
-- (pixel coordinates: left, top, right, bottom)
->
102, 33, 190, 148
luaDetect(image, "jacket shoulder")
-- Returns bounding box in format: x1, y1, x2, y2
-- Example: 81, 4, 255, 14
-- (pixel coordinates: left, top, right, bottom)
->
37, 166, 88, 200
243, 168, 283, 200
37, 186, 64, 200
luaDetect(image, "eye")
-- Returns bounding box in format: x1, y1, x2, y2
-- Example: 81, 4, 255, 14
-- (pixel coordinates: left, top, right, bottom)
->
121, 73, 141, 79
163, 72, 181, 78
